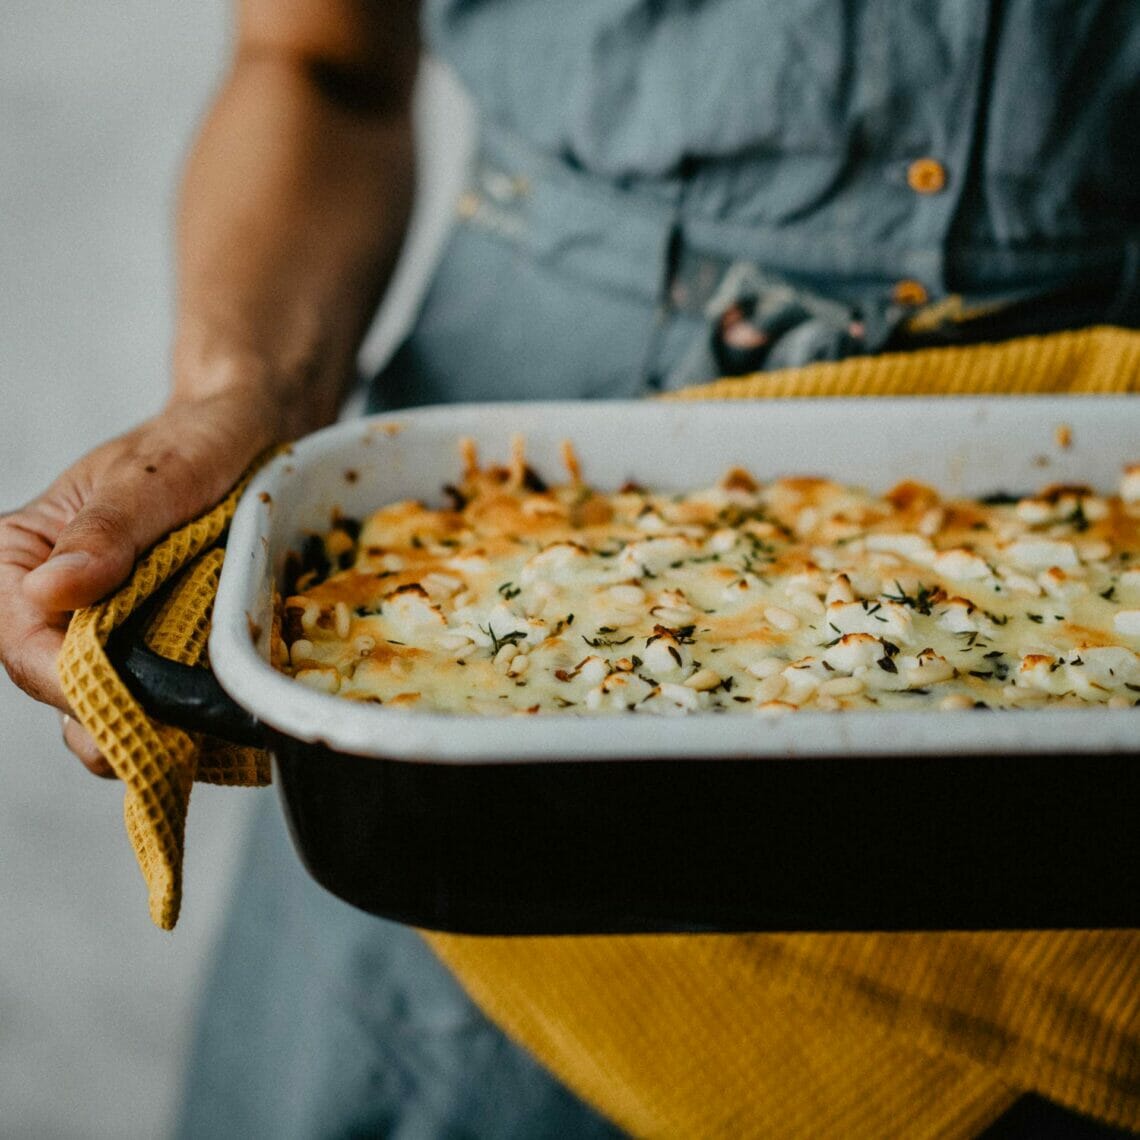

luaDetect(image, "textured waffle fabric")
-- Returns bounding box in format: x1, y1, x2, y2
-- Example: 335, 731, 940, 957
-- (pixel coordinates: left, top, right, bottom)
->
60, 327, 1139, 1135
57, 462, 271, 929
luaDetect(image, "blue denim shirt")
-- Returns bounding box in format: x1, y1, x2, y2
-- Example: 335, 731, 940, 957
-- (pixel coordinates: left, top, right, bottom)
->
372, 3, 1140, 405
425, 0, 1140, 301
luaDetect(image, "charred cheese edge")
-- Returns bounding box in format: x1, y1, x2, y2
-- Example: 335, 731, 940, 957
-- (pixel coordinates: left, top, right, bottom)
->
274, 445, 1140, 716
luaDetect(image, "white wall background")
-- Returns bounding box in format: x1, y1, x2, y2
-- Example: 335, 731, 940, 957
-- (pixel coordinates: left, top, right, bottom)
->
0, 5, 469, 1135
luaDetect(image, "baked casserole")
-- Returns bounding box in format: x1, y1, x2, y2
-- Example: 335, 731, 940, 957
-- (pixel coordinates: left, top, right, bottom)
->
274, 439, 1140, 716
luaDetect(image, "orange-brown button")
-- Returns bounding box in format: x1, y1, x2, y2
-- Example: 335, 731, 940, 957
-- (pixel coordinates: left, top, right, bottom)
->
906, 157, 947, 195
892, 279, 929, 307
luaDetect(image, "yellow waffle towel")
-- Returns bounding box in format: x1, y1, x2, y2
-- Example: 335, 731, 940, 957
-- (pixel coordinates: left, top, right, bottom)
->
59, 326, 1140, 1136
57, 462, 271, 929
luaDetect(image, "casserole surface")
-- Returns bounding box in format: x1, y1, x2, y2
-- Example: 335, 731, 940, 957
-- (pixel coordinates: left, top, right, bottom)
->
275, 442, 1140, 716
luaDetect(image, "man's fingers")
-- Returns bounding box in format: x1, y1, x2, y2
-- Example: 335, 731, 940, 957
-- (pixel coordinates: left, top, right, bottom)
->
23, 498, 142, 613
23, 444, 209, 613
61, 713, 115, 779
0, 609, 68, 710
23, 403, 265, 614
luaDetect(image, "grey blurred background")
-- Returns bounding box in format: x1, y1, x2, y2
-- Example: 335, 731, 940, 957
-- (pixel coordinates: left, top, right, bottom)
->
0, 4, 469, 1135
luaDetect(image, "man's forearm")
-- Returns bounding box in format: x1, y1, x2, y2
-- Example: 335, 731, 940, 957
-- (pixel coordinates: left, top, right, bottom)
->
171, 36, 418, 441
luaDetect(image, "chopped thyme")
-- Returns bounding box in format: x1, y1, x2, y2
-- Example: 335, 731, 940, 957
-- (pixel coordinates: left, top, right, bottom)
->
481, 625, 527, 655
583, 633, 634, 648
882, 581, 937, 615
1065, 502, 1090, 532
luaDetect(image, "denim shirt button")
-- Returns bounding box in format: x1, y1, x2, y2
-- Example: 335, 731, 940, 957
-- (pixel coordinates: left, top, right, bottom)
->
892, 279, 930, 306
906, 157, 948, 195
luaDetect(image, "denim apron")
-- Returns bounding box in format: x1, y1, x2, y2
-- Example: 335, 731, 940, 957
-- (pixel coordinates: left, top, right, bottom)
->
179, 4, 1140, 1137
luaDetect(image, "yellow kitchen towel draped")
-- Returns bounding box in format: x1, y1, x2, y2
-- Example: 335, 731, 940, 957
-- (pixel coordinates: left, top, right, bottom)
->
59, 325, 1140, 1136
57, 458, 273, 930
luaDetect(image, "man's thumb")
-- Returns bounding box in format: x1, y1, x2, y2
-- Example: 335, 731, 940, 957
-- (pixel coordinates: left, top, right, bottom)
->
23, 501, 142, 612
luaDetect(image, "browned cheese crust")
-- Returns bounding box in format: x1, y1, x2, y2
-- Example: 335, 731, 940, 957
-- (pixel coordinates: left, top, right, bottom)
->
276, 444, 1140, 716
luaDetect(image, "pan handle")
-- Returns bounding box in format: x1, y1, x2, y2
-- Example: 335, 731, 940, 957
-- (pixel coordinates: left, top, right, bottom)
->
105, 608, 264, 748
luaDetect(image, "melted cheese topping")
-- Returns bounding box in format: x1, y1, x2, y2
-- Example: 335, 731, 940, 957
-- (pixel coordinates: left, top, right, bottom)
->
275, 449, 1140, 716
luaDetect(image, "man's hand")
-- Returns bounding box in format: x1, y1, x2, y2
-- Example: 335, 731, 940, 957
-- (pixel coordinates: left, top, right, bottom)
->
0, 391, 285, 776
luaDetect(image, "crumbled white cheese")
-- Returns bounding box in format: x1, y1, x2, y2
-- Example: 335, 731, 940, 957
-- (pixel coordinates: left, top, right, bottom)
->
1114, 610, 1140, 637
1003, 539, 1079, 570
283, 458, 1140, 715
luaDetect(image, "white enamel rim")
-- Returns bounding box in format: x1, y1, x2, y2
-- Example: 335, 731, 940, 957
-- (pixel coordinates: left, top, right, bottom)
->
209, 397, 1140, 763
